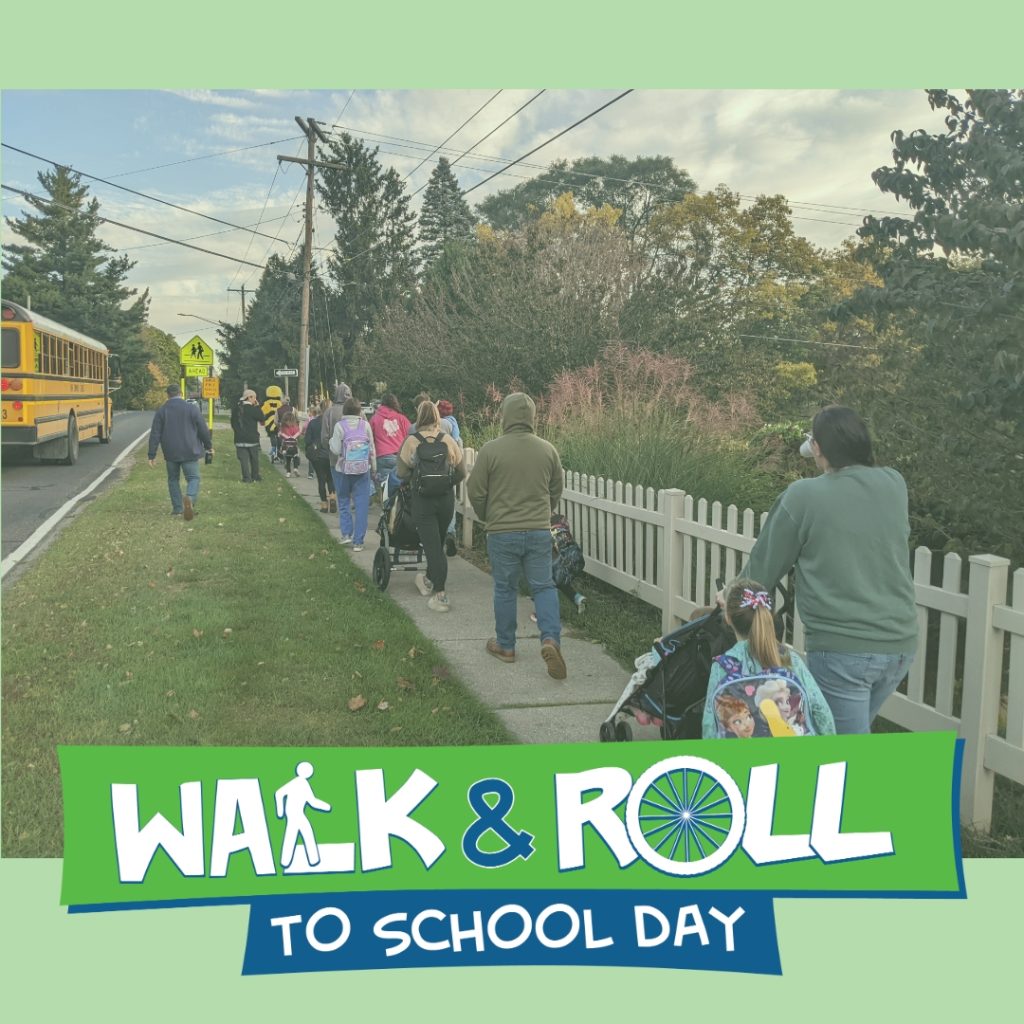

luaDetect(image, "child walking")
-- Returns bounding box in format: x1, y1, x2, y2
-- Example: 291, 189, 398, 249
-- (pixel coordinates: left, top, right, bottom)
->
702, 578, 835, 739
278, 410, 302, 477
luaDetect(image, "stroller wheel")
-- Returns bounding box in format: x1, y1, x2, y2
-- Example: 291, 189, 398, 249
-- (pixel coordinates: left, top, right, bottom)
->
599, 721, 616, 743
372, 547, 391, 591
615, 721, 633, 742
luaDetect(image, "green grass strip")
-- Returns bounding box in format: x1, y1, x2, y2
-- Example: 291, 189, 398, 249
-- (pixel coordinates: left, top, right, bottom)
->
1, 429, 510, 858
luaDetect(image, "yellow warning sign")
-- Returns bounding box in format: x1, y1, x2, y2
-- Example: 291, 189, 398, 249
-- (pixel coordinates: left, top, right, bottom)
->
201, 377, 220, 399
179, 336, 214, 367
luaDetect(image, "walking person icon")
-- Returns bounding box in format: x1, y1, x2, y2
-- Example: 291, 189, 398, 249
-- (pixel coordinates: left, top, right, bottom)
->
275, 761, 331, 869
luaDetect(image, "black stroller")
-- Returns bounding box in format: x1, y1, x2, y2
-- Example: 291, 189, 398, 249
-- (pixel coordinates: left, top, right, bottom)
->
372, 478, 425, 591
599, 584, 790, 742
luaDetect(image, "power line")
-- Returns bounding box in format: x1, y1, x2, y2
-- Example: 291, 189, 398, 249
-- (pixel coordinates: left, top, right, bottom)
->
3, 143, 304, 247
1, 184, 266, 269
402, 90, 503, 183
410, 90, 547, 200
102, 136, 305, 179
120, 212, 294, 252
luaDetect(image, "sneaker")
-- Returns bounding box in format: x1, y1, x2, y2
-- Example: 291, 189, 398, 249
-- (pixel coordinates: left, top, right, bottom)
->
414, 572, 433, 596
183, 497, 194, 522
340, 536, 353, 546
575, 595, 587, 616
541, 639, 567, 680
530, 612, 538, 624
445, 534, 457, 556
427, 593, 451, 613
352, 544, 364, 552
486, 639, 515, 663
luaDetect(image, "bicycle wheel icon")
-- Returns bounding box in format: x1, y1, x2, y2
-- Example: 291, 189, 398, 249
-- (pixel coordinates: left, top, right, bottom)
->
625, 755, 745, 876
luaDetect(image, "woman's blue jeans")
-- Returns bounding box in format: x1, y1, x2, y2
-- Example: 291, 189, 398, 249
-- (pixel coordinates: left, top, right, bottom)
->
807, 650, 913, 734
331, 469, 371, 543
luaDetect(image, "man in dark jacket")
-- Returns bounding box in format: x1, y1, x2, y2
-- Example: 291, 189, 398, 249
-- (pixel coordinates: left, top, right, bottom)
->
467, 392, 567, 679
148, 384, 214, 520
230, 388, 265, 483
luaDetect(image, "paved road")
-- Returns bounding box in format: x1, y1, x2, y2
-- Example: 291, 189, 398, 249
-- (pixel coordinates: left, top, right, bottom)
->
1, 410, 153, 564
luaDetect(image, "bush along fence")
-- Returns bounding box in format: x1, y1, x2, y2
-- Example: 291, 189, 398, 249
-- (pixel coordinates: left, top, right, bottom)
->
455, 447, 1024, 832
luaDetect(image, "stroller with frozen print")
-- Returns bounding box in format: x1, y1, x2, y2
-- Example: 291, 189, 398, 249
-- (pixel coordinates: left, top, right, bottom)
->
599, 584, 790, 741
371, 476, 425, 591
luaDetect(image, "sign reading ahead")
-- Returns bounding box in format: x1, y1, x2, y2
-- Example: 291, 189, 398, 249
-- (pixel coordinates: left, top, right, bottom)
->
183, 365, 209, 378
180, 336, 214, 367
201, 377, 220, 399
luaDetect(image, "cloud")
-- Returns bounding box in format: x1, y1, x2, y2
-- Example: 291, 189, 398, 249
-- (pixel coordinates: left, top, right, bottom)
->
169, 91, 259, 110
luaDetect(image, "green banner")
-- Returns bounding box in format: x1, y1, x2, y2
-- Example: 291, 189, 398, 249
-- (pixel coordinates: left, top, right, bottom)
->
60, 733, 962, 907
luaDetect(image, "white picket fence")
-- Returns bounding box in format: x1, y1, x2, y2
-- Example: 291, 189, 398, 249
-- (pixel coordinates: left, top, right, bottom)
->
456, 448, 1024, 831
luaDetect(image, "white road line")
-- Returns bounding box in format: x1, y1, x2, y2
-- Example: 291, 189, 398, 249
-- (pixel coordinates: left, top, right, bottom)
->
0, 428, 151, 580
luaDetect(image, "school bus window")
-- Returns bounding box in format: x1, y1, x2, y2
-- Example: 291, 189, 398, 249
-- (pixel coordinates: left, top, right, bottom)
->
1, 327, 20, 368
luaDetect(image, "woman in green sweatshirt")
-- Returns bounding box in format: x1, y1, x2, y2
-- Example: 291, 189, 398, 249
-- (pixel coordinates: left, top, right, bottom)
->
741, 405, 917, 734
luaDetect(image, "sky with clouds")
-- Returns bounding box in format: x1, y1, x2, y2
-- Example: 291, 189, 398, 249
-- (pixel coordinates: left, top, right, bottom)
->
1, 89, 949, 348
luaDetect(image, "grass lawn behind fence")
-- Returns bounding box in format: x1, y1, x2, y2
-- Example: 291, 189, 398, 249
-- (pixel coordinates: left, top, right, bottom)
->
1, 429, 511, 858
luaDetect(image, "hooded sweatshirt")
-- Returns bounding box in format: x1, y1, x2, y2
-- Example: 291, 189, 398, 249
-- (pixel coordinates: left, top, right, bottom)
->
467, 393, 563, 533
320, 382, 353, 449
370, 404, 411, 457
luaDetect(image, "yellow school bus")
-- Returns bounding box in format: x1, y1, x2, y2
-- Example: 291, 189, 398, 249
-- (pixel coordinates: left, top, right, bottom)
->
1, 300, 118, 464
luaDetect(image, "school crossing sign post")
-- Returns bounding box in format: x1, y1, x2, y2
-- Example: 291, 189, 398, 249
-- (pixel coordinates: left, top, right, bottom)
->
179, 336, 216, 430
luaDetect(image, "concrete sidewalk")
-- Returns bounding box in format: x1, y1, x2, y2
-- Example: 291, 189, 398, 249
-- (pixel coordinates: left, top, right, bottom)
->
272, 452, 636, 744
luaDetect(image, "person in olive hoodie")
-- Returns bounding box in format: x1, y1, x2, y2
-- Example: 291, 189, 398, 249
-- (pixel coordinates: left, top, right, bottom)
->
738, 405, 917, 734
467, 392, 567, 680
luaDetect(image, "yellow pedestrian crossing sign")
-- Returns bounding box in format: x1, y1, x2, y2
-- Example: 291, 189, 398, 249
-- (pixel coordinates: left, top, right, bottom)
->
180, 336, 214, 367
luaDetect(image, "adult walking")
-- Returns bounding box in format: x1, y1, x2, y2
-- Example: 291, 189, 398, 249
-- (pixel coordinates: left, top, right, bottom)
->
370, 393, 411, 491
329, 397, 376, 552
438, 399, 463, 555
147, 384, 214, 520
320, 381, 354, 451
740, 405, 917, 734
467, 392, 567, 679
396, 401, 465, 613
304, 401, 337, 514
230, 388, 265, 483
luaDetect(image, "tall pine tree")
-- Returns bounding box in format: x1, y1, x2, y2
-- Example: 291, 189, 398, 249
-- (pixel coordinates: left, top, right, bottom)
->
418, 157, 476, 268
314, 133, 418, 365
2, 166, 150, 405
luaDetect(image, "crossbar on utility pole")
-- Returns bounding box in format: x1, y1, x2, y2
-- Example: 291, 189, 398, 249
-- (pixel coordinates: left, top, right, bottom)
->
227, 285, 248, 324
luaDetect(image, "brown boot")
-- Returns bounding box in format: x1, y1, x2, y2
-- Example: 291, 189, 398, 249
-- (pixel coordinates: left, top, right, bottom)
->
319, 500, 329, 513
541, 639, 567, 680
328, 495, 337, 513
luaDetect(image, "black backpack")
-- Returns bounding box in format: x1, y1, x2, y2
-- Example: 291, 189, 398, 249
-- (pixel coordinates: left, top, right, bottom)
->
411, 431, 453, 497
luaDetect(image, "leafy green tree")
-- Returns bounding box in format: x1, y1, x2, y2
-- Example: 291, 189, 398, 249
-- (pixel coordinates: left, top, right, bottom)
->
138, 325, 182, 408
477, 154, 695, 247
854, 89, 1024, 425
314, 133, 418, 363
418, 157, 476, 268
2, 166, 150, 406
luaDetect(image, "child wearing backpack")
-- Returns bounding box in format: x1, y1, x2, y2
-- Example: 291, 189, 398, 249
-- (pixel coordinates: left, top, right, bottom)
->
329, 397, 377, 552
702, 578, 835, 739
396, 400, 466, 613
278, 410, 302, 477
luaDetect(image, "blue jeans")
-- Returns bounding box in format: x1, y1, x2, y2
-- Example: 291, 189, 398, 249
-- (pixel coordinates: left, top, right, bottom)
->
332, 469, 371, 543
487, 530, 561, 651
376, 454, 398, 486
166, 459, 200, 514
807, 650, 914, 735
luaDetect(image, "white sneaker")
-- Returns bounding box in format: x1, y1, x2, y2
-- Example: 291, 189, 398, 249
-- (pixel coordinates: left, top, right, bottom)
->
427, 593, 451, 613
340, 536, 353, 546
576, 595, 587, 616
415, 572, 433, 596
352, 544, 364, 552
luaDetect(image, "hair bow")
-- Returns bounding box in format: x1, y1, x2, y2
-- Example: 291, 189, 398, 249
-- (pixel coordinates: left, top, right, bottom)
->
739, 588, 772, 611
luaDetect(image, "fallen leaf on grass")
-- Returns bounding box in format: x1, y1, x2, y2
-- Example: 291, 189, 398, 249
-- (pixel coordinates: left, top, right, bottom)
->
118, 723, 132, 734
408, 647, 419, 659
257, 661, 265, 666
192, 629, 204, 638
217, 523, 224, 527
431, 707, 439, 715
431, 666, 450, 681
165, 690, 176, 697
377, 700, 390, 712
188, 709, 201, 720
148, 581, 157, 588
347, 695, 367, 712
278, 517, 287, 524
372, 639, 386, 652
308, 553, 316, 560
353, 581, 367, 593
397, 677, 415, 691
389, 726, 402, 733
352, 670, 363, 679
124, 671, 133, 680
222, 628, 233, 637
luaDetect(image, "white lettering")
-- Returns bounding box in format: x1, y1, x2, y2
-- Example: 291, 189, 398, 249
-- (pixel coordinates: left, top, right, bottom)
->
485, 905, 532, 950
634, 905, 670, 947
305, 907, 351, 952
810, 762, 894, 862
674, 904, 710, 946
356, 768, 445, 870
374, 912, 411, 957
270, 914, 302, 957
709, 905, 745, 953
554, 767, 637, 870
209, 779, 275, 877
111, 781, 204, 882
412, 909, 450, 952
535, 904, 580, 949
450, 910, 485, 952
742, 764, 814, 864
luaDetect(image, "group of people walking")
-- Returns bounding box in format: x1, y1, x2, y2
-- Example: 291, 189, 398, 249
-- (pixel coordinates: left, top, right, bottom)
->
150, 377, 918, 728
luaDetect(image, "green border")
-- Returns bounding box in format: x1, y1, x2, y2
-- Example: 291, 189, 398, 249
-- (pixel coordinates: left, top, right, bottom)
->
3, 0, 1024, 1014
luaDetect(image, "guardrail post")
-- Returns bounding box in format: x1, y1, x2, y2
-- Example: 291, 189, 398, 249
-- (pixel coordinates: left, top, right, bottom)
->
959, 553, 1010, 830
660, 488, 686, 636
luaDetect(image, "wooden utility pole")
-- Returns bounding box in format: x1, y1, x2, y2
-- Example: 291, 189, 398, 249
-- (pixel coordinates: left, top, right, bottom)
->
281, 116, 335, 413
227, 285, 248, 324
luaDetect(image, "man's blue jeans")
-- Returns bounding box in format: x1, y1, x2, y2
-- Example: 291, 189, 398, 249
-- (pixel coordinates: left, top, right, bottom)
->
166, 459, 200, 514
487, 530, 561, 651
807, 650, 914, 735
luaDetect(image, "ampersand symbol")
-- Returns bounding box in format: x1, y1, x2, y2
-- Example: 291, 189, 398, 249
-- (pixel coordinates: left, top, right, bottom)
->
461, 778, 535, 867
